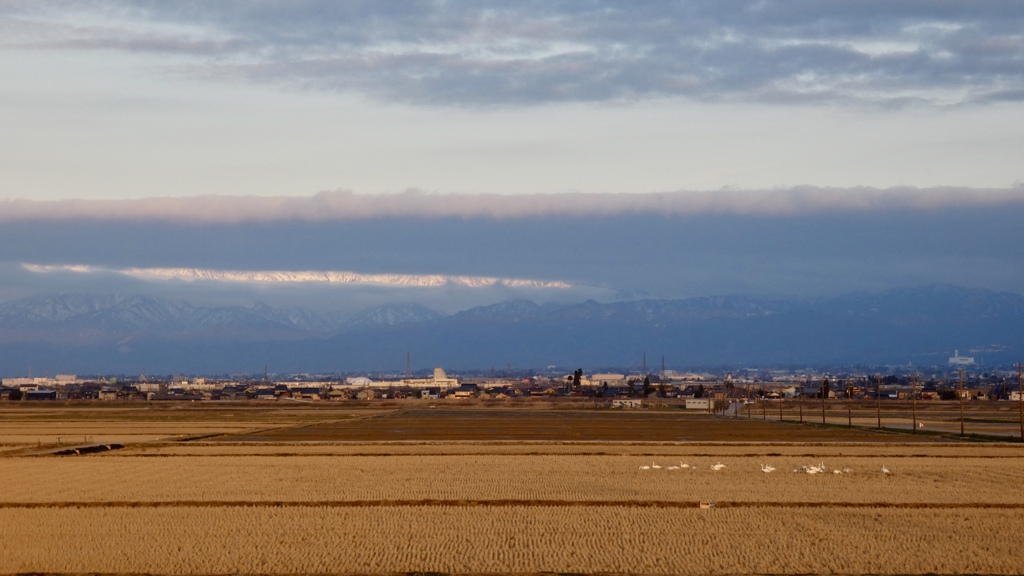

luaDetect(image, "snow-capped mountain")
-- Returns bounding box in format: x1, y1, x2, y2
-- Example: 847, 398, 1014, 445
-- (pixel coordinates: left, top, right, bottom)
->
0, 286, 1022, 374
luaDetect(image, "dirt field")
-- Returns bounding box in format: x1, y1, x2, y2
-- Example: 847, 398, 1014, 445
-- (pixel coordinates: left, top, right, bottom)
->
1, 403, 1022, 575
216, 407, 952, 442
741, 398, 1024, 439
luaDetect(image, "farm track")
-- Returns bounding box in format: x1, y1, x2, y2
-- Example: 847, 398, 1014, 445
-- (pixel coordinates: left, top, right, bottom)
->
2, 499, 1022, 509
85, 450, 1024, 458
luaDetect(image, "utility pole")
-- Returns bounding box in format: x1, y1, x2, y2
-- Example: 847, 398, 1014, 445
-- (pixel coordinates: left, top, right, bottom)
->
1017, 362, 1023, 443
911, 373, 918, 433
847, 378, 853, 427
958, 369, 966, 437
778, 385, 784, 422
876, 376, 881, 430
798, 381, 804, 423
821, 377, 828, 425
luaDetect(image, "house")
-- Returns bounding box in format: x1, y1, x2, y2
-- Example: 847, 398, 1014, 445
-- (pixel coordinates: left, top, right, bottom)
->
450, 384, 479, 398
26, 389, 57, 401
290, 387, 323, 400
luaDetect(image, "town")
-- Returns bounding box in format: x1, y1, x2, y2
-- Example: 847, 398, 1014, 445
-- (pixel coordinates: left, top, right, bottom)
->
4, 363, 1023, 405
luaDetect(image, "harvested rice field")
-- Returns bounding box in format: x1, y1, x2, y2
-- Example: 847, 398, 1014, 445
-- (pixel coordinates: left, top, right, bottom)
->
1, 403, 1022, 575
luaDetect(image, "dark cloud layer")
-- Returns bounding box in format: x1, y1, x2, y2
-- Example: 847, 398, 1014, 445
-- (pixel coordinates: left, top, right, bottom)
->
4, 1, 1023, 106
2, 201, 1023, 305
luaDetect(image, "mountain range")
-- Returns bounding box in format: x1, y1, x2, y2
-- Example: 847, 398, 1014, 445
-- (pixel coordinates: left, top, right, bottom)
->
0, 285, 1021, 375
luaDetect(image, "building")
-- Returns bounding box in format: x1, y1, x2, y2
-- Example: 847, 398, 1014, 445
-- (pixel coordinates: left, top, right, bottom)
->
685, 398, 712, 411
401, 368, 459, 390
948, 350, 975, 366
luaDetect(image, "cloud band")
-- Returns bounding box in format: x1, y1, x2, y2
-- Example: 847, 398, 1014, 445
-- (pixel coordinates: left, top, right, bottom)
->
2, 187, 1023, 223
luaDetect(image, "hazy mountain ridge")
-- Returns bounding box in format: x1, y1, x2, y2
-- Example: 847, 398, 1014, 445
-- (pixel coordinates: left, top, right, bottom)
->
0, 285, 1021, 373
0, 294, 445, 343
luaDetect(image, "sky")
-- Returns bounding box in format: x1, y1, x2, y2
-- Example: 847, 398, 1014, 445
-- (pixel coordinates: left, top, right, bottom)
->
1, 1, 1023, 313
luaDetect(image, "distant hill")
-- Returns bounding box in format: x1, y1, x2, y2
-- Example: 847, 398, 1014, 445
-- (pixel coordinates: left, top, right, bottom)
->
0, 286, 1021, 375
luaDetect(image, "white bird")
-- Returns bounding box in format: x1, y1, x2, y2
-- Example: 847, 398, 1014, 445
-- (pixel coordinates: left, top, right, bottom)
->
679, 462, 691, 469
842, 467, 853, 474
639, 464, 651, 470
833, 469, 842, 474
761, 464, 776, 473
711, 462, 726, 471
651, 462, 662, 470
881, 465, 891, 474
666, 465, 680, 470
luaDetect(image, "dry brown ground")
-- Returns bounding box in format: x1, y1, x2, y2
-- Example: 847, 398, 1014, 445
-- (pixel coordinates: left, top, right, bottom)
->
3, 506, 1022, 574
1, 403, 1022, 575
219, 407, 950, 443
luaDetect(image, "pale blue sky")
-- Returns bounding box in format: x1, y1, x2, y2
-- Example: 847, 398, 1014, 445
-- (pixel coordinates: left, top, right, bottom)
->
2, 1, 1023, 201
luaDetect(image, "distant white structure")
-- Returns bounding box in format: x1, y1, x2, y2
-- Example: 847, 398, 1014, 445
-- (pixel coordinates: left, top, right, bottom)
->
685, 398, 712, 411
591, 373, 625, 385
400, 368, 459, 390
948, 350, 975, 366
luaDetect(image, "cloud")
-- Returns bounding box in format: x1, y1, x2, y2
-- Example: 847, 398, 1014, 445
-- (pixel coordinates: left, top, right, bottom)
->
4, 199, 1024, 303
4, 1, 1024, 107
1, 187, 1022, 223
22, 263, 573, 290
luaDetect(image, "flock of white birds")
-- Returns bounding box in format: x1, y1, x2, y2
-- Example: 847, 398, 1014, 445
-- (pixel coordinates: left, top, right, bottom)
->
638, 461, 893, 475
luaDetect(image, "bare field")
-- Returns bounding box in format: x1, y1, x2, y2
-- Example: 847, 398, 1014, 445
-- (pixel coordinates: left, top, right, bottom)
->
0, 405, 386, 447
221, 407, 950, 442
115, 440, 1021, 457
742, 398, 1024, 439
1, 403, 1022, 575
2, 506, 1022, 575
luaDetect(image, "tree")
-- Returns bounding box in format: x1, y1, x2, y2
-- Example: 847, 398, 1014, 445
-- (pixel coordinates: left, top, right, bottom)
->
572, 368, 583, 391
642, 376, 651, 396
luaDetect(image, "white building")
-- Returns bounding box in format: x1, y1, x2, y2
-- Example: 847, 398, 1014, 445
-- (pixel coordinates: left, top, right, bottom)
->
948, 350, 975, 366
398, 367, 459, 390
685, 398, 712, 411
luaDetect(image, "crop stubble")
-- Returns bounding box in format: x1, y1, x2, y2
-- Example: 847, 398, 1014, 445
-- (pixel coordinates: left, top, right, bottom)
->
1, 406, 1022, 575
